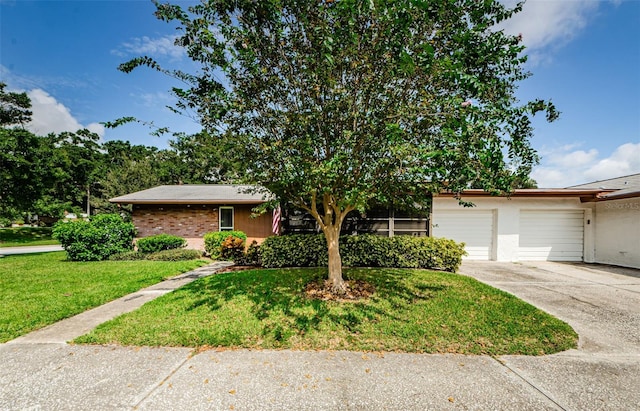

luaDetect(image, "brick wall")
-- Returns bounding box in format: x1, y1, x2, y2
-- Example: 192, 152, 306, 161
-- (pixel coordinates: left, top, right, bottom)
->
132, 204, 219, 238
132, 203, 275, 244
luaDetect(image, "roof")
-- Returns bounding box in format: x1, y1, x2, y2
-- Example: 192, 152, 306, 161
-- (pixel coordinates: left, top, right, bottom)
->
438, 174, 640, 201
110, 185, 271, 205
437, 188, 610, 202
567, 173, 640, 201
567, 173, 640, 190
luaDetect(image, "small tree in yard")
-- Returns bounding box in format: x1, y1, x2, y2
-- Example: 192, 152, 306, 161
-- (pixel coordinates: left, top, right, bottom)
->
121, 0, 558, 293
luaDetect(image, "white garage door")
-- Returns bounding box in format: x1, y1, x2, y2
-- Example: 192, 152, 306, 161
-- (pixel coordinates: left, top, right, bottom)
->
432, 210, 494, 260
519, 210, 584, 261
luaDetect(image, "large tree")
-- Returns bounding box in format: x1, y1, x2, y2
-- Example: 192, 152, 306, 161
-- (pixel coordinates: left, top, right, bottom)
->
123, 0, 557, 293
0, 83, 45, 219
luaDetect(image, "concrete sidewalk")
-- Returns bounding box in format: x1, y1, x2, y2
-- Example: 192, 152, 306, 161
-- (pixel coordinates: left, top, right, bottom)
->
0, 244, 64, 256
1, 261, 639, 410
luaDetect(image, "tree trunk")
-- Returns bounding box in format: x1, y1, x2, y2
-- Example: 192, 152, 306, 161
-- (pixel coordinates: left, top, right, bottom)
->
325, 226, 347, 294
86, 185, 91, 216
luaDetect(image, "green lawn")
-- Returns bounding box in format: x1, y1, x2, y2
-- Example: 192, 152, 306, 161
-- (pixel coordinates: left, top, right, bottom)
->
0, 227, 59, 247
76, 267, 578, 355
0, 252, 207, 342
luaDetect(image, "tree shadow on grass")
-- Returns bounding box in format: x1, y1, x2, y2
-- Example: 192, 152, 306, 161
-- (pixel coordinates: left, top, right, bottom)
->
175, 267, 453, 346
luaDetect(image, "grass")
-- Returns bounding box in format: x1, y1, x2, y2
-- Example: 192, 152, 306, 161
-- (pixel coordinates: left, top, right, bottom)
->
76, 267, 578, 355
0, 227, 59, 247
0, 252, 207, 342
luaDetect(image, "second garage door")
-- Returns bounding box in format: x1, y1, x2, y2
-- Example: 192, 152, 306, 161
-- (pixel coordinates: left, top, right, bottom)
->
519, 210, 584, 261
432, 210, 494, 260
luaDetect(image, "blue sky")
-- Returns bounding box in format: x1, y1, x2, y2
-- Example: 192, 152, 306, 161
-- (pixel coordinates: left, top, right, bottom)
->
1, 0, 639, 187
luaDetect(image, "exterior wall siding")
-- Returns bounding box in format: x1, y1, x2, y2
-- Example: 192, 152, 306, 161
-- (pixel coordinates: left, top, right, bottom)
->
131, 204, 274, 249
233, 204, 274, 244
594, 198, 640, 269
132, 204, 219, 238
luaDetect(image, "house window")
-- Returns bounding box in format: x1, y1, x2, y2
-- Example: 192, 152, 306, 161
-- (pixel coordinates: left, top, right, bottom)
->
219, 206, 234, 231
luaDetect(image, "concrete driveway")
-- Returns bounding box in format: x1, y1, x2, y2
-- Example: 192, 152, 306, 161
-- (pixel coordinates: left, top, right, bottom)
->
1, 261, 639, 410
460, 260, 640, 410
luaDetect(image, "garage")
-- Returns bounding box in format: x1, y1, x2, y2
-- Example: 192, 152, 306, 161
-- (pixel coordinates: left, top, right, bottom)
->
518, 210, 584, 261
432, 210, 494, 260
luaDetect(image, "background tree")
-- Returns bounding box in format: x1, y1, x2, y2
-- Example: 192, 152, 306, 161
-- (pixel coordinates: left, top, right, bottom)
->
0, 83, 32, 127
0, 128, 49, 221
94, 141, 165, 213
124, 0, 559, 293
168, 131, 241, 184
0, 83, 47, 222
45, 129, 103, 215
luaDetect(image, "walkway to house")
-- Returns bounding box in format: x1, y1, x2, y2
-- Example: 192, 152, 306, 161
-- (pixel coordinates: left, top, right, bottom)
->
1, 261, 639, 410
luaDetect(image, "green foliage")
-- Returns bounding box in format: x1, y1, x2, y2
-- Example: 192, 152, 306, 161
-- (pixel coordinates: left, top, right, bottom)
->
109, 248, 202, 261
144, 249, 202, 261
108, 251, 147, 261
204, 230, 247, 259
136, 234, 186, 254
259, 235, 328, 268
52, 214, 136, 261
0, 82, 32, 127
237, 240, 262, 266
260, 234, 466, 272
0, 128, 50, 216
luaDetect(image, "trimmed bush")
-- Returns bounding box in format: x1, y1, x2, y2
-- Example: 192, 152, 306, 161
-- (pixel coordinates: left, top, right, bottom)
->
260, 234, 466, 272
237, 240, 262, 266
136, 234, 186, 254
52, 214, 135, 261
108, 251, 146, 261
144, 249, 203, 261
108, 249, 202, 261
204, 230, 247, 259
259, 234, 328, 268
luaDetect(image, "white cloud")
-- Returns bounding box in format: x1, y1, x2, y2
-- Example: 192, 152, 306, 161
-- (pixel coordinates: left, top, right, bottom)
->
499, 1, 596, 51
532, 142, 640, 187
583, 143, 640, 181
112, 35, 184, 60
26, 89, 104, 138
497, 0, 621, 63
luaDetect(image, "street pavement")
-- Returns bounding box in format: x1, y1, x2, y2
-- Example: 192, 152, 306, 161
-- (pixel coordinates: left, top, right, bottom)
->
1, 260, 639, 410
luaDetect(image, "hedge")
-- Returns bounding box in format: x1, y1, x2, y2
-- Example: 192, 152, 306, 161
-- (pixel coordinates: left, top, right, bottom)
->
204, 230, 247, 260
109, 249, 202, 261
52, 214, 136, 261
259, 234, 466, 272
136, 234, 186, 254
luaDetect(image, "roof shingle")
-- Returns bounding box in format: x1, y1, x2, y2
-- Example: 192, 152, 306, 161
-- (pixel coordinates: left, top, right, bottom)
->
110, 185, 270, 204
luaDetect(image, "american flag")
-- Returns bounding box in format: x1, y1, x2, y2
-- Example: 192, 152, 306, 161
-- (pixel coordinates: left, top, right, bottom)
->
272, 205, 281, 235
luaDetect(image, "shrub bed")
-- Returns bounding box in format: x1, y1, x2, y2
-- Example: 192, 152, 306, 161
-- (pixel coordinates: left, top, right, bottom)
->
260, 234, 466, 272
204, 230, 247, 260
52, 214, 135, 261
109, 249, 202, 261
136, 234, 186, 254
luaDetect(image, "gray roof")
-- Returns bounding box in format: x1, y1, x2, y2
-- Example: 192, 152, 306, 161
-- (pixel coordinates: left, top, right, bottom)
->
110, 185, 271, 204
565, 173, 640, 201
567, 173, 640, 190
